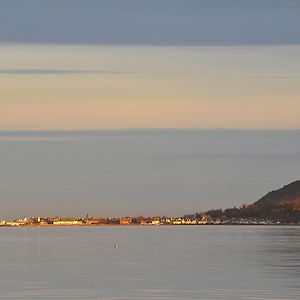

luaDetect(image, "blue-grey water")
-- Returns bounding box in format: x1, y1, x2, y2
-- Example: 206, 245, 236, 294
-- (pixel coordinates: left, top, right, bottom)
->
0, 226, 299, 300
2, 130, 300, 219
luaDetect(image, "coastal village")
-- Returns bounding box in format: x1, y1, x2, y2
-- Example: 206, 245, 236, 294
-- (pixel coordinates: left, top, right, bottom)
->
0, 214, 292, 227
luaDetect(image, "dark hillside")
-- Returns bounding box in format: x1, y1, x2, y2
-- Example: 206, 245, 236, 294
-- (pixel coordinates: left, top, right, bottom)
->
253, 181, 300, 213
254, 180, 300, 207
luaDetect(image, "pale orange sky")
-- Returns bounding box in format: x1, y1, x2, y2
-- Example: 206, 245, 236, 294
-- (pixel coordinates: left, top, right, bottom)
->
0, 45, 300, 130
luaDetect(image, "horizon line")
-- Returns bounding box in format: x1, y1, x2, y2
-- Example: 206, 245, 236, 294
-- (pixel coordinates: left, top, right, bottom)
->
1, 42, 300, 48
1, 128, 300, 133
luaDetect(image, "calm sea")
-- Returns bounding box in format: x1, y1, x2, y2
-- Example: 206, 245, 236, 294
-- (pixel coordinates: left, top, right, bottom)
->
0, 226, 299, 299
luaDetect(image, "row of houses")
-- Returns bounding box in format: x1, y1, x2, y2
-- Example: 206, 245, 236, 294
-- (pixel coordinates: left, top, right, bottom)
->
0, 215, 220, 226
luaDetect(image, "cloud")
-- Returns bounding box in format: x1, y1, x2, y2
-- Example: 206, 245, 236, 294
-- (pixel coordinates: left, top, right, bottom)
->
0, 69, 142, 75
247, 75, 300, 80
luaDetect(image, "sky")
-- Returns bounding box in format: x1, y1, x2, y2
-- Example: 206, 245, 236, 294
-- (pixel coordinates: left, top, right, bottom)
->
0, 0, 299, 218
1, 0, 300, 45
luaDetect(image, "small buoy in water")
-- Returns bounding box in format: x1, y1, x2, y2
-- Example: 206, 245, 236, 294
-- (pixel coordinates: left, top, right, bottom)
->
114, 244, 118, 248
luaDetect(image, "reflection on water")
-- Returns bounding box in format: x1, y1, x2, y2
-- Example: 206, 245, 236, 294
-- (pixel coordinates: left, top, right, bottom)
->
0, 226, 299, 299
258, 227, 300, 285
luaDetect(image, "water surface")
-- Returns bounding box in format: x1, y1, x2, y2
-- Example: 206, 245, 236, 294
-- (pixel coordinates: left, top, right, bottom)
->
0, 226, 299, 299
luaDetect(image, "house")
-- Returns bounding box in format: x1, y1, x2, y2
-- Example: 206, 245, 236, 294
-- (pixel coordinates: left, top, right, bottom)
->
53, 219, 83, 225
120, 217, 132, 225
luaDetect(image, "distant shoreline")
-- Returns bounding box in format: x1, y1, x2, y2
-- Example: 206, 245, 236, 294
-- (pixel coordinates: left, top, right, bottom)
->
1, 223, 299, 228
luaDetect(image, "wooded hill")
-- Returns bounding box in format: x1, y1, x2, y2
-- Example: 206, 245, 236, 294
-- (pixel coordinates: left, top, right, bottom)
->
205, 181, 300, 223
253, 180, 300, 213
